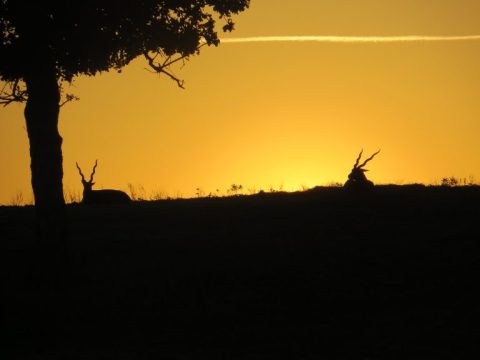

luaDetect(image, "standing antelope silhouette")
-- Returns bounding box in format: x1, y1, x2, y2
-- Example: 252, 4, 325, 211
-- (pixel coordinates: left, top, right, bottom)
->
76, 160, 131, 204
344, 149, 380, 190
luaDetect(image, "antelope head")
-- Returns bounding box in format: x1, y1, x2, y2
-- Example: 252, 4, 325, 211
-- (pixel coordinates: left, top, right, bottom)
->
76, 160, 97, 195
345, 149, 380, 188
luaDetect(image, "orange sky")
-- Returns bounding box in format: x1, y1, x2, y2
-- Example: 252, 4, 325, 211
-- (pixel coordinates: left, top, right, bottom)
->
2, 0, 480, 204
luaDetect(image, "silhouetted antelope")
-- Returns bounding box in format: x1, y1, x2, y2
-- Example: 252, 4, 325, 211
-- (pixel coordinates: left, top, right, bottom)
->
76, 160, 131, 204
344, 149, 380, 190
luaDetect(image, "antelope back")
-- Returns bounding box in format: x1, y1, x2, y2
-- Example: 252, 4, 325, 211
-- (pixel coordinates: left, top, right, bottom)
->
83, 189, 131, 204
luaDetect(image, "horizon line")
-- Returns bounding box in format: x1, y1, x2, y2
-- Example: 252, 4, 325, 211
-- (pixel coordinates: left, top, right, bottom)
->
219, 35, 480, 44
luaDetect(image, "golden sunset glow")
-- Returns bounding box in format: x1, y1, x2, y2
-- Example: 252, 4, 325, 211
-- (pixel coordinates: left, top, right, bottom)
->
2, 0, 480, 203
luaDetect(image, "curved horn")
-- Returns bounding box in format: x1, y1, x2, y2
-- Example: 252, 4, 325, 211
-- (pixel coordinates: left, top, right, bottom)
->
76, 162, 86, 182
359, 149, 381, 168
89, 160, 98, 183
353, 149, 363, 168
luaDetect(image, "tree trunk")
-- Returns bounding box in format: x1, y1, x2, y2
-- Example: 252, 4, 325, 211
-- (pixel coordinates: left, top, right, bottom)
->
23, 61, 71, 348
24, 62, 67, 248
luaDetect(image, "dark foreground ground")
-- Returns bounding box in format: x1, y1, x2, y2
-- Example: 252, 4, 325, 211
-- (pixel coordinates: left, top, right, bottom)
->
1, 185, 480, 359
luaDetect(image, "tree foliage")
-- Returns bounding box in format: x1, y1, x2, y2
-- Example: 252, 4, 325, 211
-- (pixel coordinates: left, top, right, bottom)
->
0, 0, 249, 98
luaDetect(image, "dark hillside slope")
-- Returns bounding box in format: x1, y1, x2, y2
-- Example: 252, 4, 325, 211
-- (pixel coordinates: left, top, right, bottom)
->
2, 185, 480, 359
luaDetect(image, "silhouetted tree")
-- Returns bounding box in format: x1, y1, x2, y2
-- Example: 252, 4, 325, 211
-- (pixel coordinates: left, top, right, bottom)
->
0, 1, 249, 239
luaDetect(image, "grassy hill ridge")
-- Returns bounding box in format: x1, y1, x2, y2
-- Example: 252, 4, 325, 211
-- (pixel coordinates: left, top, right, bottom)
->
2, 185, 480, 359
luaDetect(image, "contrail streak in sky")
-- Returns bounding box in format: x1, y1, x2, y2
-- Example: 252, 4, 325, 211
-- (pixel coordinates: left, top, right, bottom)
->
220, 35, 480, 44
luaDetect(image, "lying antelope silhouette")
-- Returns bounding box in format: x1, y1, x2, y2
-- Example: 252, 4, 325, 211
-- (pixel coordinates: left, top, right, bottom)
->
344, 149, 380, 190
76, 160, 131, 204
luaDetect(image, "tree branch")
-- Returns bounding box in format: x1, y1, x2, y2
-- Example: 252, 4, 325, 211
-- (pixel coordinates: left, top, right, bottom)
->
59, 93, 80, 107
0, 79, 28, 106
0, 79, 79, 107
144, 44, 206, 89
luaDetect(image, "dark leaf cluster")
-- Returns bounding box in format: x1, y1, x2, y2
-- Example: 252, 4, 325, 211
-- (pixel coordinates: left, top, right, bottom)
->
0, 0, 249, 84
